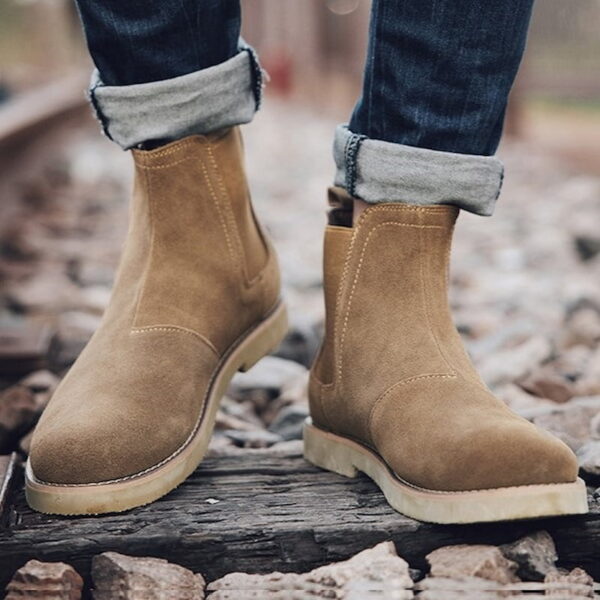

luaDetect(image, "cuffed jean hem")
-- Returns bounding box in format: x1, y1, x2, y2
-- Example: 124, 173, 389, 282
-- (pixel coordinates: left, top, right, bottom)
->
333, 125, 504, 217
89, 44, 263, 150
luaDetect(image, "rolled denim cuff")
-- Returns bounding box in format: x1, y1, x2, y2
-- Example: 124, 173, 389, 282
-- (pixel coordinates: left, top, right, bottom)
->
333, 125, 504, 217
89, 44, 263, 150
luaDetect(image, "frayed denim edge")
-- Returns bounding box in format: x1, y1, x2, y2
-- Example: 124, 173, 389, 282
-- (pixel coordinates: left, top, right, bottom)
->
88, 79, 114, 143
344, 132, 367, 198
240, 43, 264, 111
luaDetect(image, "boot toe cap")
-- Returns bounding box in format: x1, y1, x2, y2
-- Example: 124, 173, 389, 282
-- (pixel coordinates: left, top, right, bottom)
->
385, 420, 579, 492
29, 330, 218, 485
373, 379, 580, 493
29, 413, 185, 485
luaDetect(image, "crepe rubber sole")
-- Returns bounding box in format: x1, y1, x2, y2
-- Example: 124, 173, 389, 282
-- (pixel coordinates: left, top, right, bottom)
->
303, 420, 589, 524
25, 302, 288, 516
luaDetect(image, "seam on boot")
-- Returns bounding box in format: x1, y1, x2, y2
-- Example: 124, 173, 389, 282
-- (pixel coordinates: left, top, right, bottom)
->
131, 150, 232, 354
133, 156, 196, 170
197, 150, 236, 268
354, 204, 458, 228
367, 373, 457, 443
131, 164, 156, 329
418, 223, 457, 376
130, 326, 220, 358
322, 219, 444, 439
319, 221, 360, 427
32, 304, 284, 488
335, 222, 444, 387
308, 372, 333, 432
205, 139, 269, 290
133, 139, 197, 163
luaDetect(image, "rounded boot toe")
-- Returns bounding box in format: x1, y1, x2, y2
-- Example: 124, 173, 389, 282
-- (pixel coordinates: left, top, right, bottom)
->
29, 415, 183, 485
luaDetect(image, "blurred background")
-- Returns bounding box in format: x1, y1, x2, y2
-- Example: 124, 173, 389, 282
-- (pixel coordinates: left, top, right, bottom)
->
0, 0, 600, 475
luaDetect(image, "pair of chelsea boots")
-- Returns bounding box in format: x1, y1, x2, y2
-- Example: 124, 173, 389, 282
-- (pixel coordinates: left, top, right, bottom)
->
27, 128, 588, 523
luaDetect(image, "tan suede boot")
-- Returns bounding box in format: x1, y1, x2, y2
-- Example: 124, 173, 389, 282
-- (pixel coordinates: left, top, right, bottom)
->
27, 128, 287, 514
304, 187, 588, 524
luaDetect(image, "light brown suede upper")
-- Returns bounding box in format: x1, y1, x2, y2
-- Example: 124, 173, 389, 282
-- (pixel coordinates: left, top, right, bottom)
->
30, 128, 280, 484
310, 187, 579, 492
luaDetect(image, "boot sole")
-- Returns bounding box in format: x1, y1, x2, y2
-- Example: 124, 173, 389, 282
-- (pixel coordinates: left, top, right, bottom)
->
303, 420, 589, 524
25, 301, 288, 515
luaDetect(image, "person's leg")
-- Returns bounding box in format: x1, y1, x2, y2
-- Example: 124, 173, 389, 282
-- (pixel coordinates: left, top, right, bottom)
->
337, 0, 534, 217
27, 2, 287, 515
76, 0, 241, 86
305, 0, 588, 523
75, 0, 262, 149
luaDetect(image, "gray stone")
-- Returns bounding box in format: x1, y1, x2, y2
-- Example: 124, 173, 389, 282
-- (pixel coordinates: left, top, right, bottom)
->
206, 434, 237, 458
6, 559, 83, 600
426, 545, 520, 585
7, 269, 82, 314
223, 428, 282, 449
268, 404, 309, 441
561, 306, 600, 348
479, 336, 553, 388
219, 396, 263, 429
215, 410, 259, 433
19, 369, 60, 393
415, 576, 507, 600
575, 235, 600, 262
230, 356, 307, 395
548, 345, 591, 382
79, 285, 111, 314
260, 371, 309, 426
264, 439, 304, 457
278, 371, 309, 406
74, 262, 115, 287
0, 385, 41, 453
207, 541, 413, 599
544, 567, 594, 598
591, 411, 600, 438
52, 311, 102, 368
575, 346, 600, 396
57, 310, 102, 340
576, 440, 600, 476
533, 404, 600, 452
500, 531, 558, 581
273, 313, 321, 368
92, 552, 205, 600
517, 368, 574, 403
495, 384, 557, 418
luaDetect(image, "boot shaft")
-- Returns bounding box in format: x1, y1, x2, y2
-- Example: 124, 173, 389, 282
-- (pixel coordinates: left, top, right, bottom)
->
310, 188, 482, 441
107, 127, 280, 353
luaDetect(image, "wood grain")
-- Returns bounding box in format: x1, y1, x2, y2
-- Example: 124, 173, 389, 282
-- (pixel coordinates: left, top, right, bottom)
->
0, 449, 598, 592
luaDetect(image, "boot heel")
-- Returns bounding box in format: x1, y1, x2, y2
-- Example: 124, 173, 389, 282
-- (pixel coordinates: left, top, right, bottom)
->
303, 420, 359, 478
237, 303, 288, 372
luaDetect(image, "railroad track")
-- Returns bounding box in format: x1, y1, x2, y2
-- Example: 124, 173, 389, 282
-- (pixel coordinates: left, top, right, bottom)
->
0, 73, 91, 237
1, 449, 600, 593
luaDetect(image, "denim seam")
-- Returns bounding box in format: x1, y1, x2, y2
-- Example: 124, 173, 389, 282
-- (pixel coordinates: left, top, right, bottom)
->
88, 81, 113, 142
242, 45, 263, 111
494, 165, 505, 201
344, 132, 367, 198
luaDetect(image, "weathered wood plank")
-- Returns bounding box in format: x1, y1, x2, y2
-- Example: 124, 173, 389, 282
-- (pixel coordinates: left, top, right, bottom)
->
0, 454, 17, 519
0, 448, 598, 591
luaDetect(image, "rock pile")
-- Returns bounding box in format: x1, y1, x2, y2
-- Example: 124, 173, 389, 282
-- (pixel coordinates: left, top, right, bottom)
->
5, 535, 597, 598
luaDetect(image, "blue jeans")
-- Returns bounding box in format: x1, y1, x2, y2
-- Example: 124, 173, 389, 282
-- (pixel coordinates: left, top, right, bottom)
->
75, 0, 534, 216
349, 0, 534, 156
75, 0, 242, 86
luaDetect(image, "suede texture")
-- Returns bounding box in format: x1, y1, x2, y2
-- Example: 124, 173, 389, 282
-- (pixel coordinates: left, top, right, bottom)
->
30, 127, 280, 484
309, 187, 579, 492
